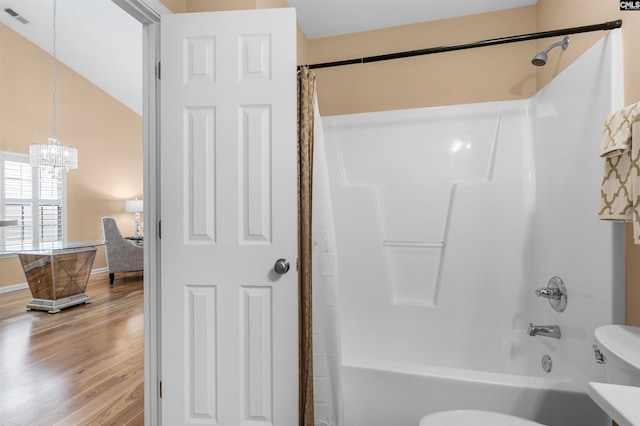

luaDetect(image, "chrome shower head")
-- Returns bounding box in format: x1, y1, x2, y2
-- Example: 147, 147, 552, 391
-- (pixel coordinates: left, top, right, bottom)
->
531, 36, 569, 66
531, 52, 549, 67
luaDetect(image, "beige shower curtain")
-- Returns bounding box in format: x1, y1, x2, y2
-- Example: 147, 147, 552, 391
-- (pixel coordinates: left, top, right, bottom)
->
298, 66, 315, 426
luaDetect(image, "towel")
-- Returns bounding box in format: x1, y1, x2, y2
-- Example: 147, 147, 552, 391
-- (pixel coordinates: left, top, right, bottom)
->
598, 102, 640, 243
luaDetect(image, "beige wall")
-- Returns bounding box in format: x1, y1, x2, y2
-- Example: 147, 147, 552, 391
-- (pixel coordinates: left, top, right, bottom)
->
159, 0, 185, 13
536, 0, 640, 104
0, 23, 143, 289
306, 7, 538, 115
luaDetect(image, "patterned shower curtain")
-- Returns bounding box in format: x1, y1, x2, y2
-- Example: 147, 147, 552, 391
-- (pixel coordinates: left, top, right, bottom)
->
298, 66, 344, 426
298, 66, 315, 426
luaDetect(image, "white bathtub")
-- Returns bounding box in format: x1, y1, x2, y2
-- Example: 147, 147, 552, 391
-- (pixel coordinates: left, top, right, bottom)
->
341, 360, 609, 426
320, 31, 625, 426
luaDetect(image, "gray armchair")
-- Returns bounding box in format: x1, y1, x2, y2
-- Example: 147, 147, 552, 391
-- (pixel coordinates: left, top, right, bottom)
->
101, 217, 143, 285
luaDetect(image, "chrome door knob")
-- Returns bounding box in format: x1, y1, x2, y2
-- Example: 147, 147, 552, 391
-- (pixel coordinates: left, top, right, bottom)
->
274, 258, 290, 275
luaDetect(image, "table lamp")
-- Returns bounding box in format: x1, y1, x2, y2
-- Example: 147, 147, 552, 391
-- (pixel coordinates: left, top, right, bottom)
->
125, 199, 143, 239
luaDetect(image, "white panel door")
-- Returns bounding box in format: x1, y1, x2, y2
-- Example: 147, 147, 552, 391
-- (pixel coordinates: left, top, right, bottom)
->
160, 9, 297, 425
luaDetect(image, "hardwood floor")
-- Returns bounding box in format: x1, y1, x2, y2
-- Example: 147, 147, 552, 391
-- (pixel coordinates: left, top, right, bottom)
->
0, 272, 144, 426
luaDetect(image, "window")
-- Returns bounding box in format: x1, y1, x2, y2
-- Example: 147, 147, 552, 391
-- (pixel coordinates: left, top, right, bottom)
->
0, 151, 66, 246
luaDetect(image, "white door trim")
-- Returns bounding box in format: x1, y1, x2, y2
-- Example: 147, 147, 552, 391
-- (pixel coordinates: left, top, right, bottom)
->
109, 1, 171, 425
112, 0, 170, 23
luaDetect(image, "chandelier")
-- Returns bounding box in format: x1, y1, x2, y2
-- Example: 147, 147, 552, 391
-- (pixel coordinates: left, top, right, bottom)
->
29, 0, 78, 176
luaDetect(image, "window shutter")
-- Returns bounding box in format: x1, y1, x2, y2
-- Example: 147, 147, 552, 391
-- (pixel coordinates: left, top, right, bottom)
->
3, 160, 33, 245
1, 152, 66, 246
37, 169, 63, 242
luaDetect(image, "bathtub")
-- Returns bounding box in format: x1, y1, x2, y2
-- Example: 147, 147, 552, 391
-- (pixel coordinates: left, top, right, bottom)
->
341, 359, 608, 426
320, 31, 625, 426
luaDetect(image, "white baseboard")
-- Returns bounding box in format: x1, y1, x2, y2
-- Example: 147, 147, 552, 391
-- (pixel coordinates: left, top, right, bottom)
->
0, 267, 110, 294
0, 282, 28, 294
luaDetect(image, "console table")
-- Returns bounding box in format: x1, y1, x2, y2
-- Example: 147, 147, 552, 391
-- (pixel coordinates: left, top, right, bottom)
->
0, 240, 105, 313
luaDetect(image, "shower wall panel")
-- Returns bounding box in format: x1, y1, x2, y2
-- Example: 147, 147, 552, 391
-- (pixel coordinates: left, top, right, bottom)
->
322, 30, 624, 380
323, 100, 537, 372
526, 29, 625, 380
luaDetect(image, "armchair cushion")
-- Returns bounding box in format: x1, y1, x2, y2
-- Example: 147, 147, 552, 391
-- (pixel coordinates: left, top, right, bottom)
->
101, 217, 143, 285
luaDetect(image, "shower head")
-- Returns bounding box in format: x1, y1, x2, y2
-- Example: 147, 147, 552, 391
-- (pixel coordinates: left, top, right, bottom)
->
531, 36, 569, 66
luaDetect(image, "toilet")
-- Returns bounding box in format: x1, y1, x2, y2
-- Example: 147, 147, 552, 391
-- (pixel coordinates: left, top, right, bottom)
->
419, 410, 546, 426
593, 324, 640, 386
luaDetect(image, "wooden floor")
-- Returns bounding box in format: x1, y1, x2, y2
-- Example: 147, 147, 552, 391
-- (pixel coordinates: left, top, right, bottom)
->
0, 272, 144, 426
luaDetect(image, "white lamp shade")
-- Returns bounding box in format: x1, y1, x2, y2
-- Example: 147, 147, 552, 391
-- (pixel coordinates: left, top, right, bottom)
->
125, 199, 143, 213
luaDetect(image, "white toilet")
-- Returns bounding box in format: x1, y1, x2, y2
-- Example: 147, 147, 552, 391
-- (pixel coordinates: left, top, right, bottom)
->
593, 324, 640, 386
419, 409, 545, 426
588, 324, 640, 425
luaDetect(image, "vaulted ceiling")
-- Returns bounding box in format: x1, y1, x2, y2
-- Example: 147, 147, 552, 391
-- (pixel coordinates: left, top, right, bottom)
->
1, 0, 142, 114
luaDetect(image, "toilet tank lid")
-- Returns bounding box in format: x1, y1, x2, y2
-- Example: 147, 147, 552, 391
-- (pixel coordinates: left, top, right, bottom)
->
595, 325, 640, 370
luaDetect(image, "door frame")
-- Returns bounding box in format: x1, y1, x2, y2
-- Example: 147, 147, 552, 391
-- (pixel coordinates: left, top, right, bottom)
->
109, 1, 169, 424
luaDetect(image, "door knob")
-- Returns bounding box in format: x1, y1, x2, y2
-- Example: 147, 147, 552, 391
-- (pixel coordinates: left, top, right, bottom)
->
274, 258, 290, 275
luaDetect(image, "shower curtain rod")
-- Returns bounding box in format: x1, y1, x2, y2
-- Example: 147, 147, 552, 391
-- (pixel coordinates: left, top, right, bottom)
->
300, 19, 622, 70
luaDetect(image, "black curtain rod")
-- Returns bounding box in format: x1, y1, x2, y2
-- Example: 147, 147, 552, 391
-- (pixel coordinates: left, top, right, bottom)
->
301, 19, 622, 70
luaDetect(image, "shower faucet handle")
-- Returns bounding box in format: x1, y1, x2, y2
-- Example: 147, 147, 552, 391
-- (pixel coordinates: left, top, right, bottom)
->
535, 287, 562, 300
535, 276, 567, 313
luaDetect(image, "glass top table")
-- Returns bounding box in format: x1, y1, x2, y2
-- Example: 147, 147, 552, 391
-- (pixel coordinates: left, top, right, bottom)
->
0, 240, 105, 255
2, 240, 106, 313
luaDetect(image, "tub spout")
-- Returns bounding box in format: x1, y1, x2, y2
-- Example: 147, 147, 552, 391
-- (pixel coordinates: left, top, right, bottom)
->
528, 323, 561, 339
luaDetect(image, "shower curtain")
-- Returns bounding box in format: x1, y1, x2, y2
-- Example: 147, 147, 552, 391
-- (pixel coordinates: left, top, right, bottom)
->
298, 66, 343, 426
298, 66, 315, 426
311, 89, 344, 426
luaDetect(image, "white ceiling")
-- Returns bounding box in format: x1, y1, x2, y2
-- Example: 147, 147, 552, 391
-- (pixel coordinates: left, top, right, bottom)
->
0, 0, 143, 114
290, 0, 537, 39
0, 0, 537, 116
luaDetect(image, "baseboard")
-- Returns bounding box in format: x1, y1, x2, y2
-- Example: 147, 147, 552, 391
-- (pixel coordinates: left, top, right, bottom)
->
0, 282, 29, 294
0, 267, 110, 294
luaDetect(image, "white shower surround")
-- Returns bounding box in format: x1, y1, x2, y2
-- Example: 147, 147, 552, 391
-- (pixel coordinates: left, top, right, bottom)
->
321, 30, 624, 426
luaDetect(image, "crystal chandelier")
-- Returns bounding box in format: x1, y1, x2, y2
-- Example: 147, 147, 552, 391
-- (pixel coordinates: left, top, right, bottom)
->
29, 0, 78, 176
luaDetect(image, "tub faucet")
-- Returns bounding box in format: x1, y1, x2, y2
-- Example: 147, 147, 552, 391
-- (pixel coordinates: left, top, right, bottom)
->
528, 323, 561, 339
535, 287, 562, 300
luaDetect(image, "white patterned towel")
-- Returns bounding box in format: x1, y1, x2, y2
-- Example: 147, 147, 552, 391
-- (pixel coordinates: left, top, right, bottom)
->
598, 102, 640, 243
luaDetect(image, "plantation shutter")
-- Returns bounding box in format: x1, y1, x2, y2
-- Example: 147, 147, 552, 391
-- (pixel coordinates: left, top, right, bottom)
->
37, 168, 63, 242
0, 152, 65, 246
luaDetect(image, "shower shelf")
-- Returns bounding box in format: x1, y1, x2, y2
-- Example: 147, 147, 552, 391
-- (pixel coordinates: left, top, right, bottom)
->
383, 240, 445, 248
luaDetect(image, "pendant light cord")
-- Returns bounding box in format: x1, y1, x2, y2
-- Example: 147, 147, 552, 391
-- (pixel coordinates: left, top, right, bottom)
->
29, 0, 77, 175
52, 0, 57, 139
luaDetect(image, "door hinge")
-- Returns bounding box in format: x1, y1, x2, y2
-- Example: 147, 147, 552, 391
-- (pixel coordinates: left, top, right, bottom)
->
158, 220, 162, 239
159, 380, 163, 398
157, 61, 161, 80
